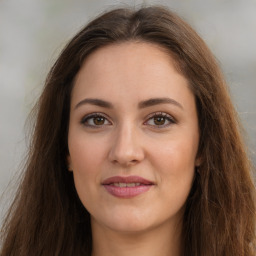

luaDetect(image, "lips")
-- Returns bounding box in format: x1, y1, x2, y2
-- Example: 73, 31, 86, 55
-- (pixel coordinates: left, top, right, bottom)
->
102, 176, 154, 185
102, 176, 154, 198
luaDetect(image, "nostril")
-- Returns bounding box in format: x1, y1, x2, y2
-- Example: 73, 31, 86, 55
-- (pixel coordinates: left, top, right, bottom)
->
112, 159, 138, 166
107, 134, 145, 165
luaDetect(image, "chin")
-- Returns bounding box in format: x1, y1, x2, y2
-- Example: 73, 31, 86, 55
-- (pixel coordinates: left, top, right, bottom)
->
91, 208, 167, 234
106, 219, 153, 234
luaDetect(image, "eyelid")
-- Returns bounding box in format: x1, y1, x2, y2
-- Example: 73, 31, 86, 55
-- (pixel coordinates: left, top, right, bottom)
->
144, 111, 176, 128
80, 112, 112, 127
80, 111, 176, 129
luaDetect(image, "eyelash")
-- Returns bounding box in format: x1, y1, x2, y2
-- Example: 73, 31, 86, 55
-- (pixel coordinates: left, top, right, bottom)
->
144, 112, 176, 128
80, 112, 176, 129
80, 112, 111, 128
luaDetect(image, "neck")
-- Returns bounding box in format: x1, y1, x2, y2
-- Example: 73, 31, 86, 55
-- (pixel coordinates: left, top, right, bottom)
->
91, 218, 182, 256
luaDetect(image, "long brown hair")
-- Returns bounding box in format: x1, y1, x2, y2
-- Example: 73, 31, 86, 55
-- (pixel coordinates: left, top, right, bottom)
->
1, 6, 255, 256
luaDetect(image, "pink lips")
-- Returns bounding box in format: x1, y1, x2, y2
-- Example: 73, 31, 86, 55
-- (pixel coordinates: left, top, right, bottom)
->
102, 176, 154, 198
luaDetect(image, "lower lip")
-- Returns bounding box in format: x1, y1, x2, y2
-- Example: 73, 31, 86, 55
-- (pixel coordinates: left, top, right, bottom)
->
103, 185, 152, 198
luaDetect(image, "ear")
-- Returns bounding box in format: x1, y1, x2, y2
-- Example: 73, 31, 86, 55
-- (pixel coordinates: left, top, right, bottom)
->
195, 155, 202, 167
67, 155, 73, 172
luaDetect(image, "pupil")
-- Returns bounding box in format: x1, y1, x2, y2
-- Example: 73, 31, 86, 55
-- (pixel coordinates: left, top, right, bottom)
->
94, 117, 104, 125
154, 116, 165, 125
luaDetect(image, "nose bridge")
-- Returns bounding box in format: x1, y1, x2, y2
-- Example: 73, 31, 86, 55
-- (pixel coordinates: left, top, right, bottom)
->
108, 120, 144, 165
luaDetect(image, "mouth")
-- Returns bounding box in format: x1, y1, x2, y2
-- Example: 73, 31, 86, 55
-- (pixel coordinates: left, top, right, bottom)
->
101, 176, 155, 198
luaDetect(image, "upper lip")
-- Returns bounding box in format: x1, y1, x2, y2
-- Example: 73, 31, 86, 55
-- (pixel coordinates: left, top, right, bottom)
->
102, 176, 155, 185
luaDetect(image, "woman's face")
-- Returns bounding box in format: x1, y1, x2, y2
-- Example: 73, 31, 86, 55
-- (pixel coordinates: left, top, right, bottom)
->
68, 42, 200, 234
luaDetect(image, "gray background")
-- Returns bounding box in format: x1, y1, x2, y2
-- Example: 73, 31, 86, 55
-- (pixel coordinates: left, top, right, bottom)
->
0, 0, 255, 220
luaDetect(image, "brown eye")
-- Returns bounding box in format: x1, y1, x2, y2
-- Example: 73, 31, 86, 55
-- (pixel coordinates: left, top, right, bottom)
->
154, 116, 166, 125
93, 117, 105, 125
145, 112, 175, 128
81, 113, 111, 128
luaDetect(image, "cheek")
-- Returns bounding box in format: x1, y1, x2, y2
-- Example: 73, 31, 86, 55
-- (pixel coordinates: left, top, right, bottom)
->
157, 145, 195, 214
68, 133, 108, 172
150, 137, 197, 195
152, 138, 197, 172
68, 137, 104, 210
67, 135, 105, 199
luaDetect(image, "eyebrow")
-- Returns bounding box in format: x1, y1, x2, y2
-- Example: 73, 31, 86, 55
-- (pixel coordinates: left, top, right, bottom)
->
138, 98, 183, 109
75, 98, 114, 109
74, 97, 183, 110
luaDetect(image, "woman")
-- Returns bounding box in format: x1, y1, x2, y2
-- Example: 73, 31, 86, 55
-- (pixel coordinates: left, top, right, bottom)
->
1, 6, 255, 256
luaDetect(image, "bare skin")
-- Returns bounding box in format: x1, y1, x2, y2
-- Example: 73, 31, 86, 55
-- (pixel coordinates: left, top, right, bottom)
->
91, 215, 182, 256
68, 42, 200, 256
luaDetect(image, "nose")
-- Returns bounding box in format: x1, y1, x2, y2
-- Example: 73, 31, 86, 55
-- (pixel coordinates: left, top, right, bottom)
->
108, 123, 145, 166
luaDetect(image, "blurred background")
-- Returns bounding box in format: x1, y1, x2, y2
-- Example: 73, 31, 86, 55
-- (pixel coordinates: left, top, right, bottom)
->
0, 0, 255, 220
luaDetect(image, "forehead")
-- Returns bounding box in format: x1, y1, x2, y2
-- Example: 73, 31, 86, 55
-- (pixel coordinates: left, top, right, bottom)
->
78, 41, 180, 81
71, 42, 193, 109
